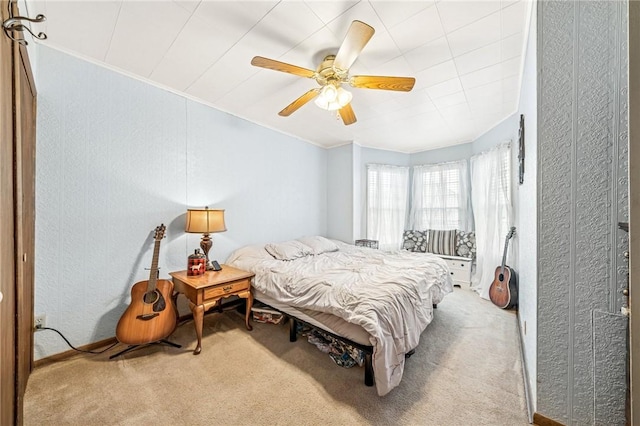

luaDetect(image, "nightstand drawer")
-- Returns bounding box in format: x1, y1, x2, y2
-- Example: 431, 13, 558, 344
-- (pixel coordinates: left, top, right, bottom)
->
204, 278, 250, 299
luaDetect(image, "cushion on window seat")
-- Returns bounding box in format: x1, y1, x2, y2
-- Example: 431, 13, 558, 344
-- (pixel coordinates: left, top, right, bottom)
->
427, 229, 457, 256
402, 229, 476, 260
402, 230, 427, 252
455, 230, 476, 259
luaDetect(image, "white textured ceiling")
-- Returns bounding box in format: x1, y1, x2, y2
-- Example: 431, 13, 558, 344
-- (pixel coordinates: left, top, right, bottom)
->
25, 0, 531, 153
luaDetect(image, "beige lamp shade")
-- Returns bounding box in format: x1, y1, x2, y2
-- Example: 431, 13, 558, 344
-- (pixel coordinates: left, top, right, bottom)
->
185, 208, 227, 234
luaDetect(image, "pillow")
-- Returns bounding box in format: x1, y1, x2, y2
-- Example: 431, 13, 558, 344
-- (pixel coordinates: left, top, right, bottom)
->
296, 236, 339, 255
226, 244, 273, 263
264, 240, 313, 261
456, 230, 476, 259
402, 230, 427, 252
226, 244, 274, 271
427, 229, 457, 256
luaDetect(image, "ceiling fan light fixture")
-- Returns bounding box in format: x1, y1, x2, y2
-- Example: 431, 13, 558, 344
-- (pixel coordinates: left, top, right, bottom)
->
322, 84, 338, 102
337, 87, 352, 106
315, 85, 352, 111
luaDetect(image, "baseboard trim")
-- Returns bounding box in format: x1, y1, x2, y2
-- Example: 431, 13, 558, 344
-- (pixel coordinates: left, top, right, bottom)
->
533, 412, 565, 426
34, 337, 118, 368
516, 312, 534, 423
32, 303, 243, 367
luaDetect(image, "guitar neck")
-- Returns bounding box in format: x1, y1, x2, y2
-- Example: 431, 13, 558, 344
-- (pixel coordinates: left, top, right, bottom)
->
500, 227, 515, 273
500, 238, 509, 272
147, 238, 162, 291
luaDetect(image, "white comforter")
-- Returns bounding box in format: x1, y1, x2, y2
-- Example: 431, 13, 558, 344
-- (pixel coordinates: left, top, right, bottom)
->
226, 240, 453, 396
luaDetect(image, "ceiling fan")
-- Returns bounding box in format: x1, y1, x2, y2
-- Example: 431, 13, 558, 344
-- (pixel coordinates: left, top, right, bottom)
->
250, 20, 416, 126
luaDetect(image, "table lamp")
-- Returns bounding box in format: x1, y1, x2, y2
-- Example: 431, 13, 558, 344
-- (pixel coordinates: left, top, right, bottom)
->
185, 207, 227, 270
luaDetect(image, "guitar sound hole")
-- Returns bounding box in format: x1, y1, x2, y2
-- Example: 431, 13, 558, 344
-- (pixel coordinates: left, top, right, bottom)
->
498, 273, 504, 281
143, 290, 159, 305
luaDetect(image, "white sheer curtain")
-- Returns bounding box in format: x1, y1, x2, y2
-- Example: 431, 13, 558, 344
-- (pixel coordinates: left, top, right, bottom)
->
409, 160, 472, 230
470, 143, 513, 299
367, 164, 409, 251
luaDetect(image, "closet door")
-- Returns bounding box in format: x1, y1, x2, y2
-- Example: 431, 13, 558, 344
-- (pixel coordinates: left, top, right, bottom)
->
14, 21, 36, 423
0, 0, 17, 421
0, 0, 37, 423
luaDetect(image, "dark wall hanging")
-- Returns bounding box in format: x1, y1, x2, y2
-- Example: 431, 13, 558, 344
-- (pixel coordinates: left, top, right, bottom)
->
518, 114, 525, 185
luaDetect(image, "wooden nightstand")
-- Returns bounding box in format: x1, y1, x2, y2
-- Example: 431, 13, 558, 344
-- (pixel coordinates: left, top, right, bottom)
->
170, 265, 255, 355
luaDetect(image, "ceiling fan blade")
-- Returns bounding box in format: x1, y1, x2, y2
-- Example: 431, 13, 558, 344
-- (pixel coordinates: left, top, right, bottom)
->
333, 20, 375, 71
251, 56, 316, 78
349, 75, 416, 92
339, 103, 357, 125
278, 88, 321, 117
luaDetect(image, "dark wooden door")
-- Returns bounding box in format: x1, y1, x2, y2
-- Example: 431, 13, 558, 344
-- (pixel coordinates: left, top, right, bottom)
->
0, 0, 17, 420
14, 22, 36, 425
0, 0, 37, 423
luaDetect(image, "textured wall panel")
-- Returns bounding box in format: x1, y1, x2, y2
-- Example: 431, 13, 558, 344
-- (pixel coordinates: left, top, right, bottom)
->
573, 1, 615, 422
614, 0, 630, 314
538, 1, 574, 422
538, 1, 628, 424
593, 310, 627, 425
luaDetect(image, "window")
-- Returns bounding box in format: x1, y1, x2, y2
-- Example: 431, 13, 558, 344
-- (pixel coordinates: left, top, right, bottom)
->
409, 160, 471, 230
366, 164, 409, 251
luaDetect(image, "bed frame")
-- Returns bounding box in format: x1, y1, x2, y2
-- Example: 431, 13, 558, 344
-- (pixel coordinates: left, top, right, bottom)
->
256, 301, 436, 387
258, 301, 375, 386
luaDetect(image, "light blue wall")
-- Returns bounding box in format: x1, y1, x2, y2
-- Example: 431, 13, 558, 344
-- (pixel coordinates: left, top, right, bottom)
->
352, 144, 362, 242
327, 144, 354, 243
514, 4, 538, 413
34, 46, 327, 359
471, 115, 517, 154
331, 129, 515, 240
409, 115, 517, 168
327, 144, 411, 241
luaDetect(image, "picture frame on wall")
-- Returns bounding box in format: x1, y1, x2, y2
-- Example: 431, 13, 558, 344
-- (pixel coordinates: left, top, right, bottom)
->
518, 114, 525, 185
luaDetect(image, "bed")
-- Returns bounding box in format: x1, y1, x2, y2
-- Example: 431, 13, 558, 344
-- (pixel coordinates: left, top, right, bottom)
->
226, 236, 453, 396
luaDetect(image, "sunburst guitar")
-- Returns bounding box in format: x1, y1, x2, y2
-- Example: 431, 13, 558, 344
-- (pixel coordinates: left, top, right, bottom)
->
116, 224, 177, 345
489, 227, 518, 309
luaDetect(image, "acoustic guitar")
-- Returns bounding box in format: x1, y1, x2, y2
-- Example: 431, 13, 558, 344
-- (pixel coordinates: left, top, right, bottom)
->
116, 224, 177, 345
489, 226, 518, 309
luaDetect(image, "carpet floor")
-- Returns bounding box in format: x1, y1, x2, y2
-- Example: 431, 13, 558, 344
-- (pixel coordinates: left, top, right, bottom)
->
23, 288, 529, 425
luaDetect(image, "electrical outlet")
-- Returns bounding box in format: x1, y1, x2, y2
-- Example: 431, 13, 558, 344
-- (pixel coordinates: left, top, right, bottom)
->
34, 314, 46, 329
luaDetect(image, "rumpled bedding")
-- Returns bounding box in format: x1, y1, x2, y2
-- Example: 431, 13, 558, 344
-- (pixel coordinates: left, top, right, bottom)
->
226, 239, 453, 396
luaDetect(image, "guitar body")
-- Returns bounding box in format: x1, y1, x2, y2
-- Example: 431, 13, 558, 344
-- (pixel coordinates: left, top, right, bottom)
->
489, 265, 518, 309
116, 279, 177, 345
489, 226, 518, 309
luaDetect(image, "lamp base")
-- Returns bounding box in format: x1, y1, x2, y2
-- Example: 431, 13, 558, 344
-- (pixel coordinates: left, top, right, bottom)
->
200, 233, 213, 271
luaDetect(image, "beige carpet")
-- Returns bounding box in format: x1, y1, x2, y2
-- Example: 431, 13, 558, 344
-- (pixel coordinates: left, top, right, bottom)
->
23, 288, 529, 425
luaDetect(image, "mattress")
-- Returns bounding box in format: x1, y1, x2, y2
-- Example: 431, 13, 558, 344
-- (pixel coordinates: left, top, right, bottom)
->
226, 236, 453, 395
